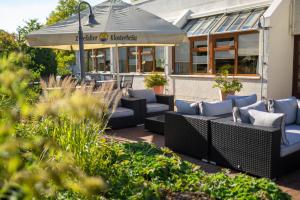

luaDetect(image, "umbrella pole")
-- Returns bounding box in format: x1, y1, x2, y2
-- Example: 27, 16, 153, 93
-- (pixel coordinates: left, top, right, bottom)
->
115, 44, 121, 89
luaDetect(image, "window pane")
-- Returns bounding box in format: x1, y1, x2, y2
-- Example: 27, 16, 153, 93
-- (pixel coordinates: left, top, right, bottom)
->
241, 10, 264, 30
194, 40, 207, 48
97, 50, 105, 71
128, 47, 137, 72
238, 33, 259, 74
175, 42, 190, 74
119, 47, 127, 73
215, 50, 235, 73
192, 51, 207, 73
203, 16, 221, 34
228, 13, 249, 31
142, 47, 154, 72
183, 19, 196, 32
155, 47, 165, 72
216, 14, 238, 32
193, 17, 215, 35
188, 19, 204, 36
216, 37, 234, 47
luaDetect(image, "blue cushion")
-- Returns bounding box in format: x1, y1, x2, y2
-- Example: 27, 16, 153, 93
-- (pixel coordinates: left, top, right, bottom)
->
147, 103, 169, 113
128, 89, 156, 103
227, 94, 257, 108
281, 124, 300, 156
269, 97, 297, 125
110, 107, 134, 118
296, 100, 300, 125
234, 101, 267, 124
175, 100, 198, 115
199, 100, 232, 117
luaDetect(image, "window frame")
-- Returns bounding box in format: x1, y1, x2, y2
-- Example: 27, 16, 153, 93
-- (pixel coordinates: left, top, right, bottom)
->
173, 30, 260, 76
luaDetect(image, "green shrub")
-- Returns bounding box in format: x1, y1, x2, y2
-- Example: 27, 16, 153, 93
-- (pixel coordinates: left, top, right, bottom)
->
144, 73, 168, 88
213, 65, 243, 93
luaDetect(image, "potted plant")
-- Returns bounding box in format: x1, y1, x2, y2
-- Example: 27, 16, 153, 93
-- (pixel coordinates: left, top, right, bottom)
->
213, 65, 243, 101
144, 73, 168, 94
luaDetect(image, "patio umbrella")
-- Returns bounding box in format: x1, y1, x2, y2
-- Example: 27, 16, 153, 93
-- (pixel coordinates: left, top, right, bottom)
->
26, 0, 186, 86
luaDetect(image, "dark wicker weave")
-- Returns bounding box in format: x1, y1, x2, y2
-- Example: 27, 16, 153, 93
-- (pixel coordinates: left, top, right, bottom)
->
145, 115, 165, 135
210, 118, 300, 178
164, 112, 225, 161
108, 97, 140, 129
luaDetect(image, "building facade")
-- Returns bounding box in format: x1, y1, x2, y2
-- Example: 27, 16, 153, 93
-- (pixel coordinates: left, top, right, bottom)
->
80, 0, 300, 101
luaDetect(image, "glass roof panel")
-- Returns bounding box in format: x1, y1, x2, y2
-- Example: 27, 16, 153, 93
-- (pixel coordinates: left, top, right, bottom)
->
216, 14, 238, 32
228, 13, 250, 31
193, 17, 216, 35
240, 9, 264, 30
182, 19, 196, 32
187, 19, 205, 36
203, 16, 221, 34
182, 8, 267, 36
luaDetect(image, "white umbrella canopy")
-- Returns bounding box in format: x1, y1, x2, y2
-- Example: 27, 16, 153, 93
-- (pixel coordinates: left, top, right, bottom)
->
26, 0, 186, 50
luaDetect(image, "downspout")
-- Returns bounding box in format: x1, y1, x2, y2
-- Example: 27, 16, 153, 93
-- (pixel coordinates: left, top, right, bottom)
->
206, 13, 226, 74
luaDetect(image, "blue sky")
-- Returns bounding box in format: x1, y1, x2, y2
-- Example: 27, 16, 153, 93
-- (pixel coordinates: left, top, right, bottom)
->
0, 0, 130, 33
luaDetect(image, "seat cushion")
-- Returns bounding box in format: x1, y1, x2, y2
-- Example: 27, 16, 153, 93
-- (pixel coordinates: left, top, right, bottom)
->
226, 94, 257, 108
128, 89, 156, 103
110, 107, 134, 118
175, 100, 199, 115
296, 100, 300, 125
233, 101, 267, 124
281, 125, 300, 157
199, 100, 232, 117
269, 97, 297, 125
147, 103, 169, 113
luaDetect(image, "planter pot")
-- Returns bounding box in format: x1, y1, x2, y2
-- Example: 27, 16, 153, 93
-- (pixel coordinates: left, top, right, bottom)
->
153, 85, 164, 94
219, 90, 235, 101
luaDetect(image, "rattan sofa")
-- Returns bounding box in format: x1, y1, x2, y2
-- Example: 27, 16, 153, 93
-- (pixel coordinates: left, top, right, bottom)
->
108, 97, 141, 129
210, 117, 300, 178
165, 111, 230, 161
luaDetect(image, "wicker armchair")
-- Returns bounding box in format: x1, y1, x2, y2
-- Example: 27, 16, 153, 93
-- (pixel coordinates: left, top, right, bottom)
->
108, 97, 141, 129
135, 94, 174, 124
210, 118, 300, 178
165, 112, 230, 161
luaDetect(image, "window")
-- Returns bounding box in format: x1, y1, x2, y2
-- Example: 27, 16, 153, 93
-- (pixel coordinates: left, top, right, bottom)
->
117, 46, 166, 73
119, 47, 127, 73
141, 47, 154, 72
174, 42, 190, 74
155, 47, 165, 72
191, 38, 208, 73
128, 47, 138, 72
241, 10, 264, 30
216, 14, 238, 32
85, 49, 111, 72
228, 13, 250, 31
96, 49, 110, 72
238, 33, 259, 74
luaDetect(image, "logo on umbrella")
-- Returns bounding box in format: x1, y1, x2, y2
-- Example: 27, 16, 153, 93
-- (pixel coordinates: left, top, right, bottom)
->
99, 33, 109, 42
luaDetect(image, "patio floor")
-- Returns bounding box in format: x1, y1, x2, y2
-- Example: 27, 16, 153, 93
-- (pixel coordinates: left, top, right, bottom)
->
110, 126, 300, 199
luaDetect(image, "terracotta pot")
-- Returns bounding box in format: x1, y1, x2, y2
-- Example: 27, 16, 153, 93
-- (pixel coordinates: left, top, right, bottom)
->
153, 85, 164, 94
219, 90, 235, 101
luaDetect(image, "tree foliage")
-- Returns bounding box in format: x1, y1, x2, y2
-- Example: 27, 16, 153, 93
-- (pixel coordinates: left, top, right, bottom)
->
0, 30, 19, 57
17, 19, 57, 79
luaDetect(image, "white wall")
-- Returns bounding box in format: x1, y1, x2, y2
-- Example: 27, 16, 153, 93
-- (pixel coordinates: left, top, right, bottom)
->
132, 74, 262, 101
265, 0, 294, 99
136, 0, 272, 22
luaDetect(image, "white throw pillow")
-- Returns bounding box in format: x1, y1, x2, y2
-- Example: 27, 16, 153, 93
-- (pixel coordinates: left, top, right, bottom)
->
248, 109, 288, 145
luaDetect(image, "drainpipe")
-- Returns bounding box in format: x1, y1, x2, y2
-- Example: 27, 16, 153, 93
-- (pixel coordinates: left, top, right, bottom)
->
206, 13, 226, 74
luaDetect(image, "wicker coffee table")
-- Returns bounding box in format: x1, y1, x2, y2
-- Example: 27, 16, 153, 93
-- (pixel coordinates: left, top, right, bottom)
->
144, 115, 165, 135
